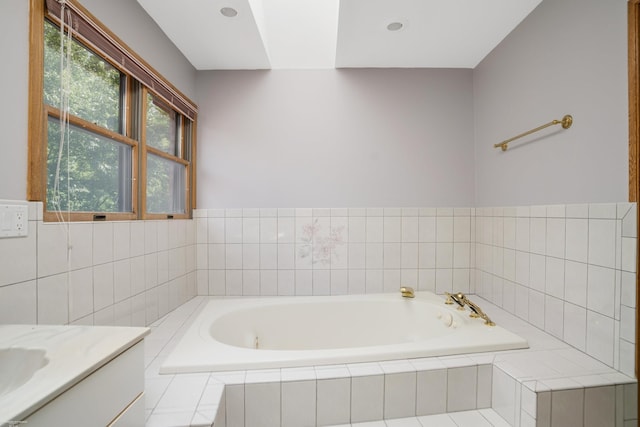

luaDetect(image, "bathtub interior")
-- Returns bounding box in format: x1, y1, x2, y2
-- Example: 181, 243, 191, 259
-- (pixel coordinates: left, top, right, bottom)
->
160, 292, 529, 374
210, 298, 466, 350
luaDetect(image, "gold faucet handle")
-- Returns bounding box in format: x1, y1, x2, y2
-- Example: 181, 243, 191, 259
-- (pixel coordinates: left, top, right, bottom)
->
445, 292, 467, 310
400, 286, 415, 298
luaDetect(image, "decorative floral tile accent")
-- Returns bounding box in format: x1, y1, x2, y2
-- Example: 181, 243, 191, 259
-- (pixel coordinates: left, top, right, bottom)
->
298, 218, 345, 266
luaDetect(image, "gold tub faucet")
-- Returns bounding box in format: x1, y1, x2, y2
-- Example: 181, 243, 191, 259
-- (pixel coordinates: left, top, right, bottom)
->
444, 292, 495, 326
400, 286, 415, 298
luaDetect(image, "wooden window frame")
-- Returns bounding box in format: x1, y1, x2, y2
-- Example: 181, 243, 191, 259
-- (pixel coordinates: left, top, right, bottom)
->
28, 0, 197, 221
141, 88, 192, 220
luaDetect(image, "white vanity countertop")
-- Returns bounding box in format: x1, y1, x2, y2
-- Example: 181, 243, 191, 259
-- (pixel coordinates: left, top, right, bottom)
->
0, 324, 150, 425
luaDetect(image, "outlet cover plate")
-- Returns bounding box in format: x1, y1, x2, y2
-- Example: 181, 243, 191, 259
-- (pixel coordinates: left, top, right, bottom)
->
0, 201, 29, 238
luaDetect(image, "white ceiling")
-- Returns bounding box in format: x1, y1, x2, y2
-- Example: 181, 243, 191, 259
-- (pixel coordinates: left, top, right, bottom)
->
136, 0, 543, 70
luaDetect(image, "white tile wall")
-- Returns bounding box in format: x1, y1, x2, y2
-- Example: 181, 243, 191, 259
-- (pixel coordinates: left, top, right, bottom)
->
416, 369, 447, 416
384, 372, 417, 418
281, 380, 316, 427
475, 203, 637, 375
493, 366, 517, 425
317, 378, 351, 426
245, 382, 280, 427
0, 280, 36, 323
447, 366, 479, 412
37, 273, 69, 324
196, 207, 474, 299
0, 202, 196, 327
1, 201, 637, 426
551, 389, 584, 426
351, 374, 384, 422
584, 386, 616, 427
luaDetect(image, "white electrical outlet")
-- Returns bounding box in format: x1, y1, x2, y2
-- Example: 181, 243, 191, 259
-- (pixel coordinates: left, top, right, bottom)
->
0, 201, 29, 238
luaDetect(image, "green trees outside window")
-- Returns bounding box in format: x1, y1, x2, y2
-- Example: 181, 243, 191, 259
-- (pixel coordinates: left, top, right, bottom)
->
42, 19, 194, 219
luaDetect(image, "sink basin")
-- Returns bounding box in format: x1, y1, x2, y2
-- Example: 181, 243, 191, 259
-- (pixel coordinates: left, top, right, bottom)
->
0, 348, 49, 397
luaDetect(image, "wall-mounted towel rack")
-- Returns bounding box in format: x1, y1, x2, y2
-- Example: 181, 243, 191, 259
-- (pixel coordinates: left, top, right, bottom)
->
494, 114, 573, 151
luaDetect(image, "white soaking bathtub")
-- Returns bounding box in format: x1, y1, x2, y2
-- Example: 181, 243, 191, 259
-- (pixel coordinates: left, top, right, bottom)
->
160, 292, 528, 374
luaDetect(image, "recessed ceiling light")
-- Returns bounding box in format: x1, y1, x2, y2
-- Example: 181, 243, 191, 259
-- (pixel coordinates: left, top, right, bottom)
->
387, 22, 404, 31
220, 7, 238, 18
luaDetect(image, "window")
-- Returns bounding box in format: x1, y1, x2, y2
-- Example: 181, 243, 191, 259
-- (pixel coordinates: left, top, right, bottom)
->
28, 0, 197, 221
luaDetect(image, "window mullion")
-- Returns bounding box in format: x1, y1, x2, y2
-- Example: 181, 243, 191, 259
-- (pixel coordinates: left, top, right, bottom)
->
138, 85, 148, 219
131, 79, 143, 219
145, 147, 190, 166
45, 106, 137, 147
118, 74, 132, 213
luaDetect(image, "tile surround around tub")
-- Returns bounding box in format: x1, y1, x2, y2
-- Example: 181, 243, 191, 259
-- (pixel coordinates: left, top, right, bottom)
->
195, 203, 637, 376
195, 207, 474, 299
474, 203, 637, 376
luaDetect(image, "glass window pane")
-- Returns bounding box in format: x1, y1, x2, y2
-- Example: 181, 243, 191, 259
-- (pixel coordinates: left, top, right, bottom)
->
46, 117, 132, 213
146, 93, 178, 155
43, 20, 123, 133
146, 154, 185, 214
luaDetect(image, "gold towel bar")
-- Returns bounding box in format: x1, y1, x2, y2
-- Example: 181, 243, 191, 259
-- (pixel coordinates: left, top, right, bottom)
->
494, 114, 573, 151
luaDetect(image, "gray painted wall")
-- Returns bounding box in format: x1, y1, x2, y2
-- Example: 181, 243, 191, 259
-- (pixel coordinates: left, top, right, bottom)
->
79, 0, 197, 100
473, 0, 629, 206
0, 0, 30, 200
195, 68, 476, 208
0, 0, 196, 200
0, 0, 630, 208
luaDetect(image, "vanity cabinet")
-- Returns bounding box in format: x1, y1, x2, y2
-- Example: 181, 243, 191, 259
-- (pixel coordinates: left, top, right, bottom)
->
24, 341, 145, 427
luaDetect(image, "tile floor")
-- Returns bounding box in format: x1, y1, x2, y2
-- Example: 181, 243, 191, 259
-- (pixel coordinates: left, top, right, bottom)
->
329, 408, 511, 426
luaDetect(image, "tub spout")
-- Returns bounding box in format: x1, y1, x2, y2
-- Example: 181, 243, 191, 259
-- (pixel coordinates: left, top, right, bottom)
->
444, 292, 495, 326
400, 286, 415, 298
445, 292, 466, 309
